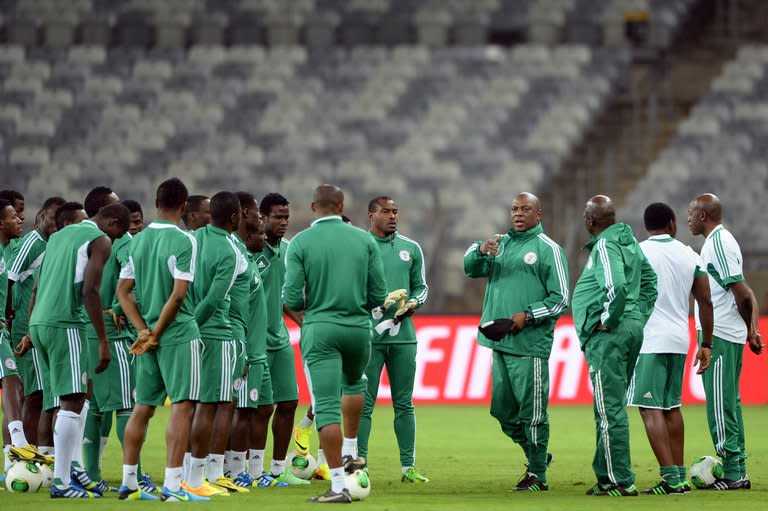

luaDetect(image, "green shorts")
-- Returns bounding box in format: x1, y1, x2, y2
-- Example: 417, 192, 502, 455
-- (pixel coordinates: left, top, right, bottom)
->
30, 325, 89, 405
265, 344, 299, 403
11, 329, 44, 396
627, 353, 686, 410
301, 323, 370, 430
233, 339, 247, 397
135, 338, 202, 406
0, 330, 19, 381
87, 336, 135, 412
237, 361, 273, 408
199, 339, 239, 404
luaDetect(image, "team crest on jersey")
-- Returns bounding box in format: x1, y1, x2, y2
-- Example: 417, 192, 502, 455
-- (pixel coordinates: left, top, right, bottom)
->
524, 252, 537, 265
399, 250, 410, 262
5, 358, 16, 370
234, 378, 243, 391
249, 388, 259, 402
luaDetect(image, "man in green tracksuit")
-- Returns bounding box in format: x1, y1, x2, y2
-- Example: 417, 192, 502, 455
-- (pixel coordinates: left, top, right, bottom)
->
572, 195, 657, 497
464, 193, 569, 492
283, 184, 387, 504
357, 196, 429, 483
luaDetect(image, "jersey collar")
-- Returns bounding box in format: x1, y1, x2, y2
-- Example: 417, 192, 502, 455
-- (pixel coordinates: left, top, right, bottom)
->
311, 215, 342, 226
647, 234, 674, 243
206, 224, 230, 237
706, 224, 724, 241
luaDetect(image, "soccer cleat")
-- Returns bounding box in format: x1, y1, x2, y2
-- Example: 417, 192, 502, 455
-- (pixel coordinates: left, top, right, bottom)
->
50, 482, 98, 499
740, 476, 751, 489
161, 486, 210, 502
275, 468, 311, 485
210, 476, 250, 493
308, 488, 353, 503
642, 480, 685, 495
182, 480, 230, 497
679, 480, 692, 493
586, 483, 610, 495
254, 472, 289, 488
513, 472, 548, 492
593, 483, 639, 496
233, 471, 254, 488
138, 474, 158, 494
71, 467, 103, 496
118, 485, 159, 501
313, 463, 331, 480
9, 444, 55, 466
342, 455, 366, 474
700, 478, 743, 490
92, 479, 116, 494
401, 467, 430, 483
293, 426, 312, 456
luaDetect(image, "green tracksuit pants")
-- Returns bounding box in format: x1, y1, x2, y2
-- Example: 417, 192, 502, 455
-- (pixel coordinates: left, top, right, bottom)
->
490, 351, 550, 481
358, 343, 416, 468
584, 318, 643, 488
700, 335, 746, 481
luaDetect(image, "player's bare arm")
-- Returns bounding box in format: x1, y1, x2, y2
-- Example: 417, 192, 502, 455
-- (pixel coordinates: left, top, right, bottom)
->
153, 278, 192, 340
117, 278, 148, 333
730, 281, 764, 354
692, 274, 713, 373
83, 236, 113, 374
283, 304, 303, 327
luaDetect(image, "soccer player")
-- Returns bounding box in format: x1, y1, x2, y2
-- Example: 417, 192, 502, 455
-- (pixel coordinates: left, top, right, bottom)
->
27, 202, 129, 498
572, 195, 657, 497
116, 178, 207, 502
182, 195, 211, 231
122, 200, 144, 235
627, 202, 714, 494
7, 196, 64, 449
184, 191, 243, 496
354, 196, 430, 483
687, 193, 764, 489
55, 202, 87, 229
0, 189, 24, 225
464, 193, 568, 492
251, 193, 306, 485
284, 184, 387, 503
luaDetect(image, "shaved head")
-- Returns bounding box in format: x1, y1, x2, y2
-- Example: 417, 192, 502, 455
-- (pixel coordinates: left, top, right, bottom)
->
511, 192, 542, 232
515, 192, 541, 210
693, 193, 722, 222
688, 193, 723, 236
312, 184, 345, 216
584, 195, 616, 235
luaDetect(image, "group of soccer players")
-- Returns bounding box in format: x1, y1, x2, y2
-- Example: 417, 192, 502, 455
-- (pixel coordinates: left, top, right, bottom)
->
0, 178, 430, 503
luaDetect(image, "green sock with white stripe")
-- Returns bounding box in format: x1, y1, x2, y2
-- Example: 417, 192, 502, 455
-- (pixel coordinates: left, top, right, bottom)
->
660, 465, 680, 486
677, 465, 687, 483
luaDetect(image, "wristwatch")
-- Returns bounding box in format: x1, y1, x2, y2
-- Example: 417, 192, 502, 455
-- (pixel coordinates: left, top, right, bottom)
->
524, 310, 534, 325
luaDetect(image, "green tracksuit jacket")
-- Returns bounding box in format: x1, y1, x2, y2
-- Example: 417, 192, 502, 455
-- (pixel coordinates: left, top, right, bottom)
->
463, 223, 569, 358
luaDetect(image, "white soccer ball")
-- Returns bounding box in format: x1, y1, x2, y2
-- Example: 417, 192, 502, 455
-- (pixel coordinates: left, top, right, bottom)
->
37, 463, 53, 487
287, 450, 317, 480
690, 455, 724, 488
5, 461, 44, 493
344, 469, 371, 501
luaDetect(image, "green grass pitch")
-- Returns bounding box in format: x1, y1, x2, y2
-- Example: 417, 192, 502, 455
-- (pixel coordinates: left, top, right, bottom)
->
2, 404, 767, 510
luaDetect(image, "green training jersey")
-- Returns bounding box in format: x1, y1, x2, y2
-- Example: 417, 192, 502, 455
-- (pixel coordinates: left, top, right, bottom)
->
0, 241, 9, 332
7, 229, 47, 340
190, 224, 240, 341
246, 252, 268, 364
85, 232, 134, 341
283, 216, 387, 328
369, 231, 428, 344
29, 220, 108, 328
254, 238, 290, 351
119, 220, 199, 345
228, 233, 251, 342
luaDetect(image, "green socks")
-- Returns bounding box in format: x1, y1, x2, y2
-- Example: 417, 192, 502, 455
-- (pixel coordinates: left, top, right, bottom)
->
83, 408, 103, 480
660, 465, 680, 486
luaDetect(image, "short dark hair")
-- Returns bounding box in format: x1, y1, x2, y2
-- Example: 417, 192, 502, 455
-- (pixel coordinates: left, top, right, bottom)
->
644, 202, 676, 231
210, 191, 241, 225
84, 186, 115, 217
55, 202, 84, 229
368, 195, 393, 213
121, 199, 143, 217
235, 191, 257, 211
0, 199, 12, 219
0, 190, 24, 203
99, 203, 131, 231
259, 193, 289, 217
182, 194, 208, 224
156, 178, 189, 210
42, 196, 66, 211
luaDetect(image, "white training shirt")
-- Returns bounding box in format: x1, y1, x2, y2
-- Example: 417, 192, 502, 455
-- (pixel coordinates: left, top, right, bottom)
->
640, 235, 703, 354
694, 225, 748, 344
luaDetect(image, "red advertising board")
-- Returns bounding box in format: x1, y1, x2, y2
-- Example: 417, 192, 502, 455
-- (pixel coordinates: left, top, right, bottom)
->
288, 316, 768, 405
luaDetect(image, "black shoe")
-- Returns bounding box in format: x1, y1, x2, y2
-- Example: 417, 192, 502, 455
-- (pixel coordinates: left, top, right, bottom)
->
642, 480, 685, 495
593, 483, 639, 496
679, 480, 692, 493
739, 477, 751, 489
514, 473, 548, 492
586, 483, 610, 495
342, 455, 366, 474
308, 489, 353, 503
701, 478, 743, 490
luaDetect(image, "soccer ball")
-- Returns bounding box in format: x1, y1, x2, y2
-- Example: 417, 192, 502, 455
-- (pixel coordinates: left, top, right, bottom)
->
344, 469, 371, 501
690, 455, 724, 488
5, 461, 43, 493
287, 450, 317, 480
37, 463, 54, 487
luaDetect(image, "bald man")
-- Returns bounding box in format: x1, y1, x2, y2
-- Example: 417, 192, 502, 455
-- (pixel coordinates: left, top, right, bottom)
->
283, 185, 387, 503
688, 193, 764, 490
572, 195, 657, 496
464, 193, 569, 492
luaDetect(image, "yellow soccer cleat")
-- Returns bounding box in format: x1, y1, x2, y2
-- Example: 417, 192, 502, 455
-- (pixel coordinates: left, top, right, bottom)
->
293, 426, 312, 456
210, 476, 250, 494
9, 444, 54, 466
313, 463, 331, 481
182, 481, 230, 497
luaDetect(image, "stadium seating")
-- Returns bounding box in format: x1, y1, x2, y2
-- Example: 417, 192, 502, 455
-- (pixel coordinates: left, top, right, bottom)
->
620, 45, 768, 253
